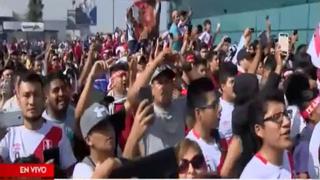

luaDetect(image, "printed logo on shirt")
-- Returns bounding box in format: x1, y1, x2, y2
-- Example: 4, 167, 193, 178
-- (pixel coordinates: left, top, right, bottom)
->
94, 106, 107, 118
12, 143, 21, 159
43, 139, 53, 150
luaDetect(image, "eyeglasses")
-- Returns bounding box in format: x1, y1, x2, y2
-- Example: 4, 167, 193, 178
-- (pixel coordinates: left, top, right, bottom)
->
198, 100, 219, 110
263, 110, 292, 125
178, 154, 206, 173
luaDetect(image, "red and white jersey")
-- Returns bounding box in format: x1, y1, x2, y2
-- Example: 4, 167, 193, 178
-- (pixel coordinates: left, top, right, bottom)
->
0, 121, 76, 169
240, 151, 293, 179
186, 129, 223, 173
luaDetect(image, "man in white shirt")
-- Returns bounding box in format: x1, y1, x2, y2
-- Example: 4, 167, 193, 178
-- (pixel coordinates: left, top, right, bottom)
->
0, 73, 76, 176
198, 19, 213, 48
240, 89, 293, 178
185, 77, 224, 175
42, 72, 77, 142
218, 63, 237, 144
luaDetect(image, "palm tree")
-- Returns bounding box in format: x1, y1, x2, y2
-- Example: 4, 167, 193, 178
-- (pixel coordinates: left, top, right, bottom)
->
27, 0, 44, 22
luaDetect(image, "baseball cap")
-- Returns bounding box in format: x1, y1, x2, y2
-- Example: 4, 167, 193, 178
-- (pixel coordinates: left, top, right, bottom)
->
110, 61, 129, 75
80, 102, 125, 139
150, 64, 176, 83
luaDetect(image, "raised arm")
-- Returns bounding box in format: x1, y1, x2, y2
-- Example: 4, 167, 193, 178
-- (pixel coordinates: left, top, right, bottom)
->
247, 43, 262, 74
127, 48, 171, 109
75, 60, 110, 138
123, 99, 154, 159
214, 35, 228, 52
78, 43, 96, 87
243, 28, 252, 49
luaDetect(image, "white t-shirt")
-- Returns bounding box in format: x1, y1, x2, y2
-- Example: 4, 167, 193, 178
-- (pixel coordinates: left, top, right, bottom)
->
288, 105, 306, 139
308, 122, 320, 178
218, 98, 234, 142
2, 96, 20, 112
72, 162, 93, 178
42, 105, 75, 143
186, 129, 222, 173
198, 31, 212, 46
141, 97, 187, 155
240, 151, 293, 179
0, 121, 76, 169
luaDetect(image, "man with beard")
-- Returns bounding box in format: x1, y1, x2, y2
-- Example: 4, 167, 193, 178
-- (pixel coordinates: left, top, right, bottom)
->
0, 73, 76, 175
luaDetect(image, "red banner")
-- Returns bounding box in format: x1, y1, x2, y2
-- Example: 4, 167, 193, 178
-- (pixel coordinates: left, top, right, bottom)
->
0, 164, 54, 177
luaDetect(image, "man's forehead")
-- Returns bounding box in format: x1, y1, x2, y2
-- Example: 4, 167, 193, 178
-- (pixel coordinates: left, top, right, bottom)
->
18, 82, 42, 92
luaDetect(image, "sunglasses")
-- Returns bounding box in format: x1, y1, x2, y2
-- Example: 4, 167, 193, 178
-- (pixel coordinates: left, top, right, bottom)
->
178, 154, 206, 173
263, 110, 292, 125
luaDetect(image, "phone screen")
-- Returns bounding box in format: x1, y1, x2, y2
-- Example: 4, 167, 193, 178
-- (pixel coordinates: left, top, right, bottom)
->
138, 86, 153, 103
278, 33, 289, 54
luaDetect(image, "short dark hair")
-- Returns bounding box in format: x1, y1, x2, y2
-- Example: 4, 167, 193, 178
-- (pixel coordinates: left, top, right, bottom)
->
283, 72, 310, 106
203, 19, 211, 26
179, 10, 188, 17
197, 25, 203, 33
219, 62, 238, 85
263, 55, 276, 72
193, 59, 207, 67
224, 37, 232, 44
207, 51, 219, 62
187, 77, 216, 109
200, 42, 208, 50
18, 72, 43, 88
44, 71, 69, 88
249, 89, 285, 148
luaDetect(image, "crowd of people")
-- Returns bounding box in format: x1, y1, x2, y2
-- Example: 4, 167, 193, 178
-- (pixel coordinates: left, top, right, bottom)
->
0, 0, 320, 178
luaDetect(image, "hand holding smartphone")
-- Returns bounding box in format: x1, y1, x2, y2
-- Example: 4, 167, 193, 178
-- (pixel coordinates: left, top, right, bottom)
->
278, 33, 289, 55
138, 86, 153, 103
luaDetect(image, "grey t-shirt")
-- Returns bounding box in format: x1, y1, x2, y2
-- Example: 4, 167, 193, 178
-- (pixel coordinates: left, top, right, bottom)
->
142, 97, 187, 156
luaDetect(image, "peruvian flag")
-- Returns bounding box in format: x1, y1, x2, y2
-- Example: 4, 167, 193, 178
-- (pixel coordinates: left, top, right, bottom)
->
308, 23, 320, 68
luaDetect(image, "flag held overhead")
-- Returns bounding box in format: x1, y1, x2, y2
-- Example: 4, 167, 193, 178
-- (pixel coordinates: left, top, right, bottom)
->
308, 23, 320, 68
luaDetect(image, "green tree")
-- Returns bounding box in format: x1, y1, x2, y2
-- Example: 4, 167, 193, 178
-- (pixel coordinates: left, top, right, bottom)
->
27, 0, 44, 22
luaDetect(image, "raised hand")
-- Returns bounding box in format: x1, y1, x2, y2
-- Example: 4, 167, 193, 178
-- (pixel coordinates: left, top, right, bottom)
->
153, 47, 172, 65
89, 60, 110, 79
131, 99, 154, 141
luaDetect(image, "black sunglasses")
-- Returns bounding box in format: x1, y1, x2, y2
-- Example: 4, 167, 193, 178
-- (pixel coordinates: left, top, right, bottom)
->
178, 154, 206, 173
263, 110, 292, 125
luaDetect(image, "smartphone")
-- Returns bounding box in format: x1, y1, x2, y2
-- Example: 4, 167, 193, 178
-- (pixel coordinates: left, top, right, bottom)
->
138, 86, 153, 102
217, 23, 221, 29
278, 33, 289, 55
293, 29, 298, 36
250, 28, 255, 33
43, 147, 60, 166
266, 15, 269, 20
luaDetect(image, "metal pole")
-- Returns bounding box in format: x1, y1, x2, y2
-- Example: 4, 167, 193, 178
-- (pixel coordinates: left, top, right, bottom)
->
306, 0, 310, 43
112, 0, 115, 32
